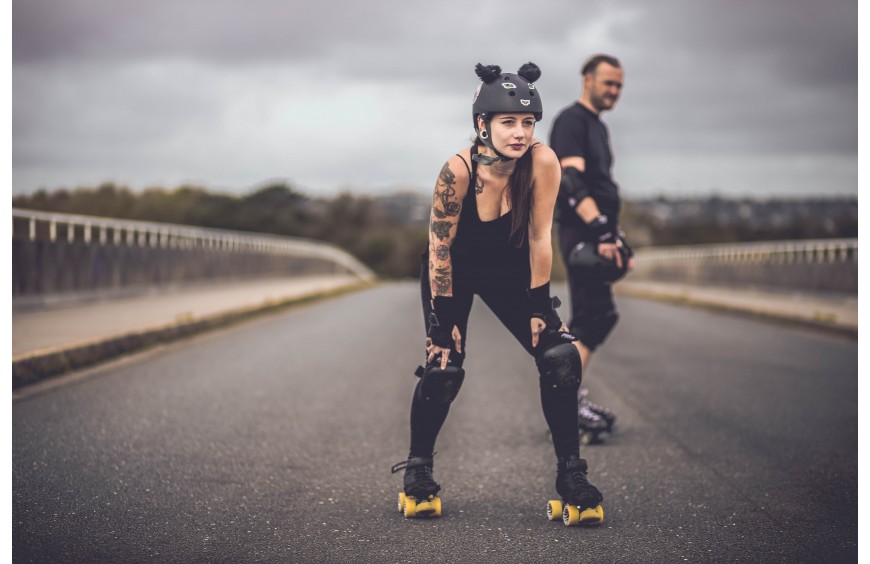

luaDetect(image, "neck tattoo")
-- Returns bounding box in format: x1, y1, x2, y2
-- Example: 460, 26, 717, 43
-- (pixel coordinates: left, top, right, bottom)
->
475, 177, 484, 195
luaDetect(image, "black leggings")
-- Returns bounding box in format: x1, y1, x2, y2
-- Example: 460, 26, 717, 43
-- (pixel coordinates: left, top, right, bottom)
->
409, 265, 581, 460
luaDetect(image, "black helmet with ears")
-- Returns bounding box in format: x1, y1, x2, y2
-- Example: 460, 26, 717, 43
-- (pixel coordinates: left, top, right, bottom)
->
471, 62, 543, 161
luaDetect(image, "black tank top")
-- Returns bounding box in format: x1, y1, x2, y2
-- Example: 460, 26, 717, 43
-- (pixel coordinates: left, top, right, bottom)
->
449, 145, 531, 290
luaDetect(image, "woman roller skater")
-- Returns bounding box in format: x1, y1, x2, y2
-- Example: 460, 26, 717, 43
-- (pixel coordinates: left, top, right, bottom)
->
391, 62, 604, 526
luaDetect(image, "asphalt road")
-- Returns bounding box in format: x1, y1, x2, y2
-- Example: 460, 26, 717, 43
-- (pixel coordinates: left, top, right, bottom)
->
13, 282, 858, 563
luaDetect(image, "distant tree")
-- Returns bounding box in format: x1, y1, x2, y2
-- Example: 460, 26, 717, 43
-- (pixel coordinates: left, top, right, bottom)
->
12, 186, 856, 278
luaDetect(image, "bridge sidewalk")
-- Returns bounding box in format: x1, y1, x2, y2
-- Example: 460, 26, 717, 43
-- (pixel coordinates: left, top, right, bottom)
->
616, 279, 857, 336
11, 275, 367, 388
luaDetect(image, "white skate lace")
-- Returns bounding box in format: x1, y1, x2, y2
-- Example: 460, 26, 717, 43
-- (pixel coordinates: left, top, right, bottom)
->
580, 392, 611, 415
578, 405, 603, 421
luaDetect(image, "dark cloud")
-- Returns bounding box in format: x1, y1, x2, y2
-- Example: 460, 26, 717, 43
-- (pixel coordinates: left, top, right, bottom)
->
11, 0, 857, 196
12, 0, 609, 76
590, 0, 857, 155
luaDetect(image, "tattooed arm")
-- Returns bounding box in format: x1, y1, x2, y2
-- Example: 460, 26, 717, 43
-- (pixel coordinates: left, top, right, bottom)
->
425, 153, 469, 369
428, 154, 469, 297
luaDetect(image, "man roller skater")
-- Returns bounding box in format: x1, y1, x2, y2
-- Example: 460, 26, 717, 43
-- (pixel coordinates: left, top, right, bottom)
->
549, 54, 633, 444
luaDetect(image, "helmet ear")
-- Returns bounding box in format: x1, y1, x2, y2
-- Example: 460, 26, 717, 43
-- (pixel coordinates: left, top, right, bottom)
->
517, 62, 541, 83
475, 63, 502, 84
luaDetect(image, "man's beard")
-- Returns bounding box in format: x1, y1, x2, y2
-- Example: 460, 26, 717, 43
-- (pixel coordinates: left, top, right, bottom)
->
593, 94, 616, 112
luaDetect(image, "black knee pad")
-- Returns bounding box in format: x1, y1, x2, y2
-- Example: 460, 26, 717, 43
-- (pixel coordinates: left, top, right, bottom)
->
536, 341, 582, 397
572, 310, 619, 352
414, 359, 466, 405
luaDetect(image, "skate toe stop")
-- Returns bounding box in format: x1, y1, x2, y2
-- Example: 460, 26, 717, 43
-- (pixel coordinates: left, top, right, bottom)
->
401, 495, 441, 519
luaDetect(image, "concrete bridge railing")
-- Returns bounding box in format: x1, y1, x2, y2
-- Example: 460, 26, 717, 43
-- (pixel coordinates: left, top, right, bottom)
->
12, 208, 376, 303
631, 238, 858, 294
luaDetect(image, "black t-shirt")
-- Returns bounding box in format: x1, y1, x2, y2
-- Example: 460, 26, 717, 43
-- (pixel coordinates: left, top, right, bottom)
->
549, 102, 620, 230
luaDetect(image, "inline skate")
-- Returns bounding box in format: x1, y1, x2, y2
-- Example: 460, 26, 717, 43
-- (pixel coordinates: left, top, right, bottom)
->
578, 403, 610, 445
579, 387, 617, 433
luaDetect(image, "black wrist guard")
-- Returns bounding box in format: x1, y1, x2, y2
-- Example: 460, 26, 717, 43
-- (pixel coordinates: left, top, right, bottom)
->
559, 167, 590, 208
588, 214, 618, 244
428, 296, 458, 348
529, 283, 563, 329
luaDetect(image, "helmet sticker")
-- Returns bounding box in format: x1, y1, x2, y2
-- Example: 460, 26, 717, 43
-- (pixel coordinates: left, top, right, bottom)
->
501, 82, 517, 89
520, 100, 531, 106
472, 83, 482, 103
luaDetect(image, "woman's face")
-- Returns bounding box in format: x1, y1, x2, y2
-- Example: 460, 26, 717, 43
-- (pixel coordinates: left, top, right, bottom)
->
480, 113, 536, 158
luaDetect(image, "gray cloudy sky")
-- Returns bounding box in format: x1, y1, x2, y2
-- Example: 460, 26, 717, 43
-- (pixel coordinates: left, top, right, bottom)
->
12, 0, 858, 199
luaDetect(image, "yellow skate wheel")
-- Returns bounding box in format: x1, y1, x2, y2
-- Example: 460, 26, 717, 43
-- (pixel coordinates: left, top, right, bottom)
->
403, 497, 417, 518
398, 492, 406, 513
562, 504, 581, 526
413, 496, 440, 518
546, 500, 563, 521
579, 504, 604, 526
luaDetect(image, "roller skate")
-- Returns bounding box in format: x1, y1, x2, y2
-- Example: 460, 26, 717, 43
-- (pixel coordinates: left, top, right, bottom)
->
578, 403, 610, 445
546, 455, 604, 527
579, 387, 617, 432
390, 456, 442, 518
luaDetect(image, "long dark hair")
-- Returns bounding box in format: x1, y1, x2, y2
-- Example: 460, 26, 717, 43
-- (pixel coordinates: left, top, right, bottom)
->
473, 137, 536, 248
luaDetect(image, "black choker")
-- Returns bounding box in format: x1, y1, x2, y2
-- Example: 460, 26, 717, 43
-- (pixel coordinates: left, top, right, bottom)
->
472, 152, 513, 166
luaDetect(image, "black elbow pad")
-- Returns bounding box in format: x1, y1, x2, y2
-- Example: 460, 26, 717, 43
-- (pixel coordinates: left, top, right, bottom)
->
559, 167, 590, 207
